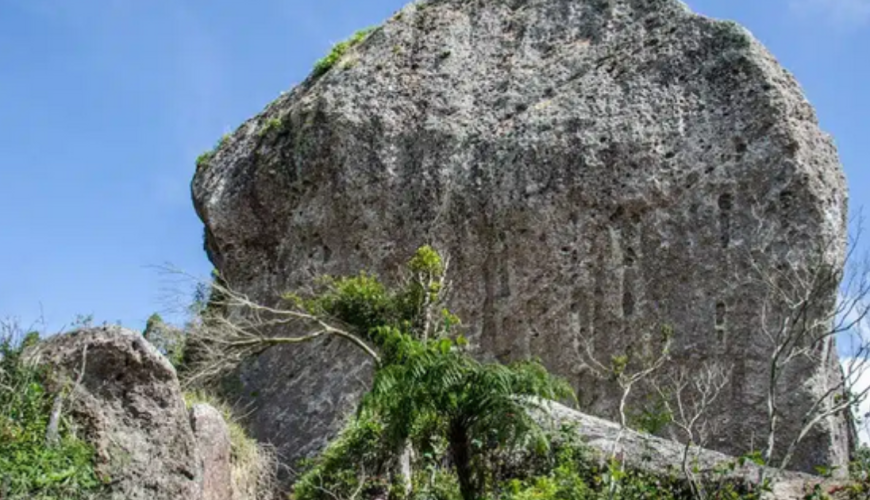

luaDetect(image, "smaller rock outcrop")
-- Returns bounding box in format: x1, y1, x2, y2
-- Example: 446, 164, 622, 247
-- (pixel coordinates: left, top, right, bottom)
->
545, 402, 841, 500
191, 403, 233, 500
29, 326, 202, 500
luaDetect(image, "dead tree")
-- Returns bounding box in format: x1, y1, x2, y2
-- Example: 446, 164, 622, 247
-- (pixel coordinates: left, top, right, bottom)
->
181, 282, 382, 387
652, 362, 732, 499
174, 252, 452, 387
577, 324, 673, 458
744, 213, 870, 473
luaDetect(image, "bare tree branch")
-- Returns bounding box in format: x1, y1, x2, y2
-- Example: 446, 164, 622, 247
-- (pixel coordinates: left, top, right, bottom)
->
653, 362, 732, 499
744, 210, 870, 475
158, 267, 382, 388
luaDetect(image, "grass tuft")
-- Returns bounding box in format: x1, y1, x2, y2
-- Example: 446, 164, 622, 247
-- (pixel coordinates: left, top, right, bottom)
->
196, 134, 231, 172
313, 28, 376, 78
258, 117, 283, 137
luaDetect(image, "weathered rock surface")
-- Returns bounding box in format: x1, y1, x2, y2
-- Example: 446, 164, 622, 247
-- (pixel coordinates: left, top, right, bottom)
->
30, 326, 202, 500
192, 0, 849, 475
544, 402, 843, 500
191, 403, 233, 500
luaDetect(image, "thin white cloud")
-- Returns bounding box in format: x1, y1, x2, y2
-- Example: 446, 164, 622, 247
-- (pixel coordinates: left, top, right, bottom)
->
790, 0, 870, 28
843, 358, 870, 445
839, 292, 870, 445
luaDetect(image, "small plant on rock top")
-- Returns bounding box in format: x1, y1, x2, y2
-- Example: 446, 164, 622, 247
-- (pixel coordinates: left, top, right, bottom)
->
313, 28, 376, 78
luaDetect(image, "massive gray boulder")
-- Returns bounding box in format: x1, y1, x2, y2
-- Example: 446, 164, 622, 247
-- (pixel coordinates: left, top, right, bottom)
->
191, 0, 849, 475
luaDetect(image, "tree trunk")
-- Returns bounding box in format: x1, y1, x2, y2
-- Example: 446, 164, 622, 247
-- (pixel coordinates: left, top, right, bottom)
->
449, 422, 476, 500
394, 441, 413, 496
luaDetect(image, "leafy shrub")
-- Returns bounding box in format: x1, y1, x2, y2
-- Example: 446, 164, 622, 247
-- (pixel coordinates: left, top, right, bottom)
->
0, 327, 103, 500
143, 313, 186, 368
313, 28, 375, 77
286, 272, 395, 335
499, 426, 595, 500
293, 412, 394, 500
411, 468, 461, 500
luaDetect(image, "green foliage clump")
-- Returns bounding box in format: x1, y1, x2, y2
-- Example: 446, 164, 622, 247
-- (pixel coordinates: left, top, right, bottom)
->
407, 245, 443, 277
313, 28, 375, 78
258, 117, 283, 137
411, 468, 462, 500
143, 313, 186, 368
293, 412, 394, 500
0, 331, 103, 500
291, 272, 394, 334
502, 466, 592, 500
196, 150, 214, 171
195, 134, 230, 172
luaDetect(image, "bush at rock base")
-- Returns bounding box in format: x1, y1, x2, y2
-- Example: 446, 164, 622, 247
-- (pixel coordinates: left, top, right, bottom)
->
291, 417, 780, 500
0, 326, 104, 500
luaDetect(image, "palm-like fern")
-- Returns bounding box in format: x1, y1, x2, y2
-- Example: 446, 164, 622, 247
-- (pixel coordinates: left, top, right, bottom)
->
363, 328, 575, 500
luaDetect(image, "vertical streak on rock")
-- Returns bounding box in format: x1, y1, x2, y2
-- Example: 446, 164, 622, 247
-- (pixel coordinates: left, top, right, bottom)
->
719, 193, 733, 249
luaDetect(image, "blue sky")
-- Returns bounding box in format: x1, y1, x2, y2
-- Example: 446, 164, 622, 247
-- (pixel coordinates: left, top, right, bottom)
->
0, 0, 867, 333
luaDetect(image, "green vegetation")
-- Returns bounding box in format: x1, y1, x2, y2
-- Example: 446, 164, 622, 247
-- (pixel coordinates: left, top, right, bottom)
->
0, 329, 104, 500
363, 339, 574, 500
294, 415, 770, 500
190, 246, 870, 500
313, 28, 375, 78
292, 411, 393, 500
196, 150, 214, 170
143, 313, 186, 367
258, 117, 284, 137
196, 133, 231, 171
261, 247, 756, 500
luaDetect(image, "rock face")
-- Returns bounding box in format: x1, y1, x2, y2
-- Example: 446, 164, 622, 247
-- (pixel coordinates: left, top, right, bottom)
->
191, 404, 233, 500
191, 0, 849, 475
31, 326, 202, 500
